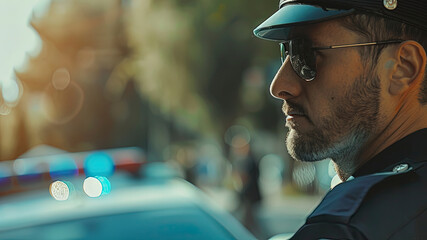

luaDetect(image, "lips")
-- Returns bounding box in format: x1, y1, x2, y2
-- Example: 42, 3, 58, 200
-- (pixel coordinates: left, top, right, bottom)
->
286, 111, 305, 117
282, 102, 311, 125
286, 113, 307, 124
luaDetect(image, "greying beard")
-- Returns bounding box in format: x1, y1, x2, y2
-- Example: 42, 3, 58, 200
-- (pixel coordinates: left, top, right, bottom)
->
284, 69, 381, 177
286, 127, 370, 175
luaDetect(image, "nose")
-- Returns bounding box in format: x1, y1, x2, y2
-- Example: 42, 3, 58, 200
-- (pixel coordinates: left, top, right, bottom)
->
270, 57, 302, 100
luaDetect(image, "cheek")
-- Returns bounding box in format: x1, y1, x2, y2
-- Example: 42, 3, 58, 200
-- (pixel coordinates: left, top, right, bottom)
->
305, 77, 357, 123
305, 85, 338, 122
316, 50, 364, 81
306, 51, 364, 119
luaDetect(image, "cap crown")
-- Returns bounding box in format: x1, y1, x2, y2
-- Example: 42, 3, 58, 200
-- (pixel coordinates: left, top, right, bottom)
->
254, 0, 427, 40
282, 0, 427, 31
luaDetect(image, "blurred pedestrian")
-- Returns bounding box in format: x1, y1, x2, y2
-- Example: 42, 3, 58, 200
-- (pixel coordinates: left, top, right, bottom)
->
254, 0, 427, 239
229, 136, 262, 237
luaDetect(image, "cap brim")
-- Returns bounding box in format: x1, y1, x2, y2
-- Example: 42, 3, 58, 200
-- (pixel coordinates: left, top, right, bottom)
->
253, 4, 354, 41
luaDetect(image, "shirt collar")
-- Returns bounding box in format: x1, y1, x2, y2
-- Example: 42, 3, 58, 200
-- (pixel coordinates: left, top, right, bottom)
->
353, 128, 427, 177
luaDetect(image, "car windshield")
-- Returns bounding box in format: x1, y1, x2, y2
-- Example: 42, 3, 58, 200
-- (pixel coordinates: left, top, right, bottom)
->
0, 207, 233, 240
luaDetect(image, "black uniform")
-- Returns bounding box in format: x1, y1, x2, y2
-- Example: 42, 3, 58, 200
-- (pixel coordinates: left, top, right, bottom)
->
290, 129, 427, 239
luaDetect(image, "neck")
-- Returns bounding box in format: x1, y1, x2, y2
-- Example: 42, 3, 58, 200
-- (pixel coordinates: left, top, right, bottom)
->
336, 95, 427, 180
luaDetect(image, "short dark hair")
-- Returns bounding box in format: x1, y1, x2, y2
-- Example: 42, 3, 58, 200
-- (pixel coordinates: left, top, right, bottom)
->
340, 14, 427, 104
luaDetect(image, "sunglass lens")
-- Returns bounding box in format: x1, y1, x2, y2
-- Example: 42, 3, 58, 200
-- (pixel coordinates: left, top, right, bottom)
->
280, 43, 287, 63
289, 39, 316, 81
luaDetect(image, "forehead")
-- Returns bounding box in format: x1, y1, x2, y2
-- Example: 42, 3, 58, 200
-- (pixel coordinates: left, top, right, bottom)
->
289, 19, 361, 45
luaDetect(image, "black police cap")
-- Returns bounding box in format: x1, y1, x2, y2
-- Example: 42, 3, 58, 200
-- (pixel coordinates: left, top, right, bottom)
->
254, 0, 427, 41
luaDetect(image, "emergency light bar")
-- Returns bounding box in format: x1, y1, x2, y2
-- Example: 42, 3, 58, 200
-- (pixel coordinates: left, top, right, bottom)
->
0, 147, 146, 197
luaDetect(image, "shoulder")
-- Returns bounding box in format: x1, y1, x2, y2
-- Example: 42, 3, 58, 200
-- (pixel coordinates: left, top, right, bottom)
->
352, 161, 427, 239
291, 161, 427, 240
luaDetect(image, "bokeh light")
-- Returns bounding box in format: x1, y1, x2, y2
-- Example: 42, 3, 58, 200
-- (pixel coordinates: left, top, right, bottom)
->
0, 163, 12, 187
97, 176, 111, 195
13, 158, 45, 183
49, 156, 78, 178
13, 158, 34, 176
312, 159, 336, 191
83, 177, 101, 197
41, 80, 85, 124
51, 68, 71, 91
49, 180, 74, 201
42, 66, 83, 125
84, 152, 115, 177
0, 104, 11, 116
2, 79, 22, 104
83, 176, 110, 198
0, 0, 42, 87
259, 154, 284, 196
224, 125, 251, 148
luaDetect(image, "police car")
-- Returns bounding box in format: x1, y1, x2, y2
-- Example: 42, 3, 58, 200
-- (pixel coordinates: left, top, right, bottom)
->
0, 147, 256, 240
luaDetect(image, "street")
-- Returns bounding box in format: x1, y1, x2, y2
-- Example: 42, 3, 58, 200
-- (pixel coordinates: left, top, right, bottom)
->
202, 186, 324, 239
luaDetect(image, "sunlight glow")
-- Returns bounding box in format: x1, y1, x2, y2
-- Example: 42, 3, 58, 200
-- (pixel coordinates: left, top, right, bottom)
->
2, 80, 21, 104
0, 1, 44, 83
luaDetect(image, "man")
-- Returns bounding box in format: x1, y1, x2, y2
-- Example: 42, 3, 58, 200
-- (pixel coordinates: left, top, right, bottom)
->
254, 0, 427, 239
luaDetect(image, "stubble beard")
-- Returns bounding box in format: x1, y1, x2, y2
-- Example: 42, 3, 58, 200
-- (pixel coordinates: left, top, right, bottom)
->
285, 70, 381, 174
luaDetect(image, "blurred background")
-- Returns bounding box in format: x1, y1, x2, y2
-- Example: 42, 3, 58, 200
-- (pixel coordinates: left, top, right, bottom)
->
0, 0, 336, 238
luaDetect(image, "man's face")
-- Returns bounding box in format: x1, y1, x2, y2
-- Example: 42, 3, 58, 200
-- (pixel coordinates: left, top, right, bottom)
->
270, 20, 384, 168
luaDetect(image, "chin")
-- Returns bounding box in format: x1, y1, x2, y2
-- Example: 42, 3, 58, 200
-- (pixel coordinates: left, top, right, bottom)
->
285, 129, 325, 162
286, 127, 369, 166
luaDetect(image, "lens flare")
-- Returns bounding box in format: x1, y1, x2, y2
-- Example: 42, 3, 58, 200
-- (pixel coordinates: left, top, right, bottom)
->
224, 125, 251, 148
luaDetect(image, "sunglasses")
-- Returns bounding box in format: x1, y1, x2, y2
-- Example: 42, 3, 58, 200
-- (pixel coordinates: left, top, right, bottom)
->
280, 39, 404, 81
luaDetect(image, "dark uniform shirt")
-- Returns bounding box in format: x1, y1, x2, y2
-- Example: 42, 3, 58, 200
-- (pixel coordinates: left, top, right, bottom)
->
290, 128, 427, 240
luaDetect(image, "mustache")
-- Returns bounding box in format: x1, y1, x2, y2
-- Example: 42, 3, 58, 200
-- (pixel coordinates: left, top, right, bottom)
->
282, 101, 306, 116
282, 101, 313, 124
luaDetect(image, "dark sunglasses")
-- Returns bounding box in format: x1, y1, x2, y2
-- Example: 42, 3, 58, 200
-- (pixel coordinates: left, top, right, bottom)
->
280, 39, 404, 81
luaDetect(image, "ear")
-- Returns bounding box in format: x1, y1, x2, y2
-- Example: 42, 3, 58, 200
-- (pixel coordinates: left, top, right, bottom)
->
388, 41, 427, 96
